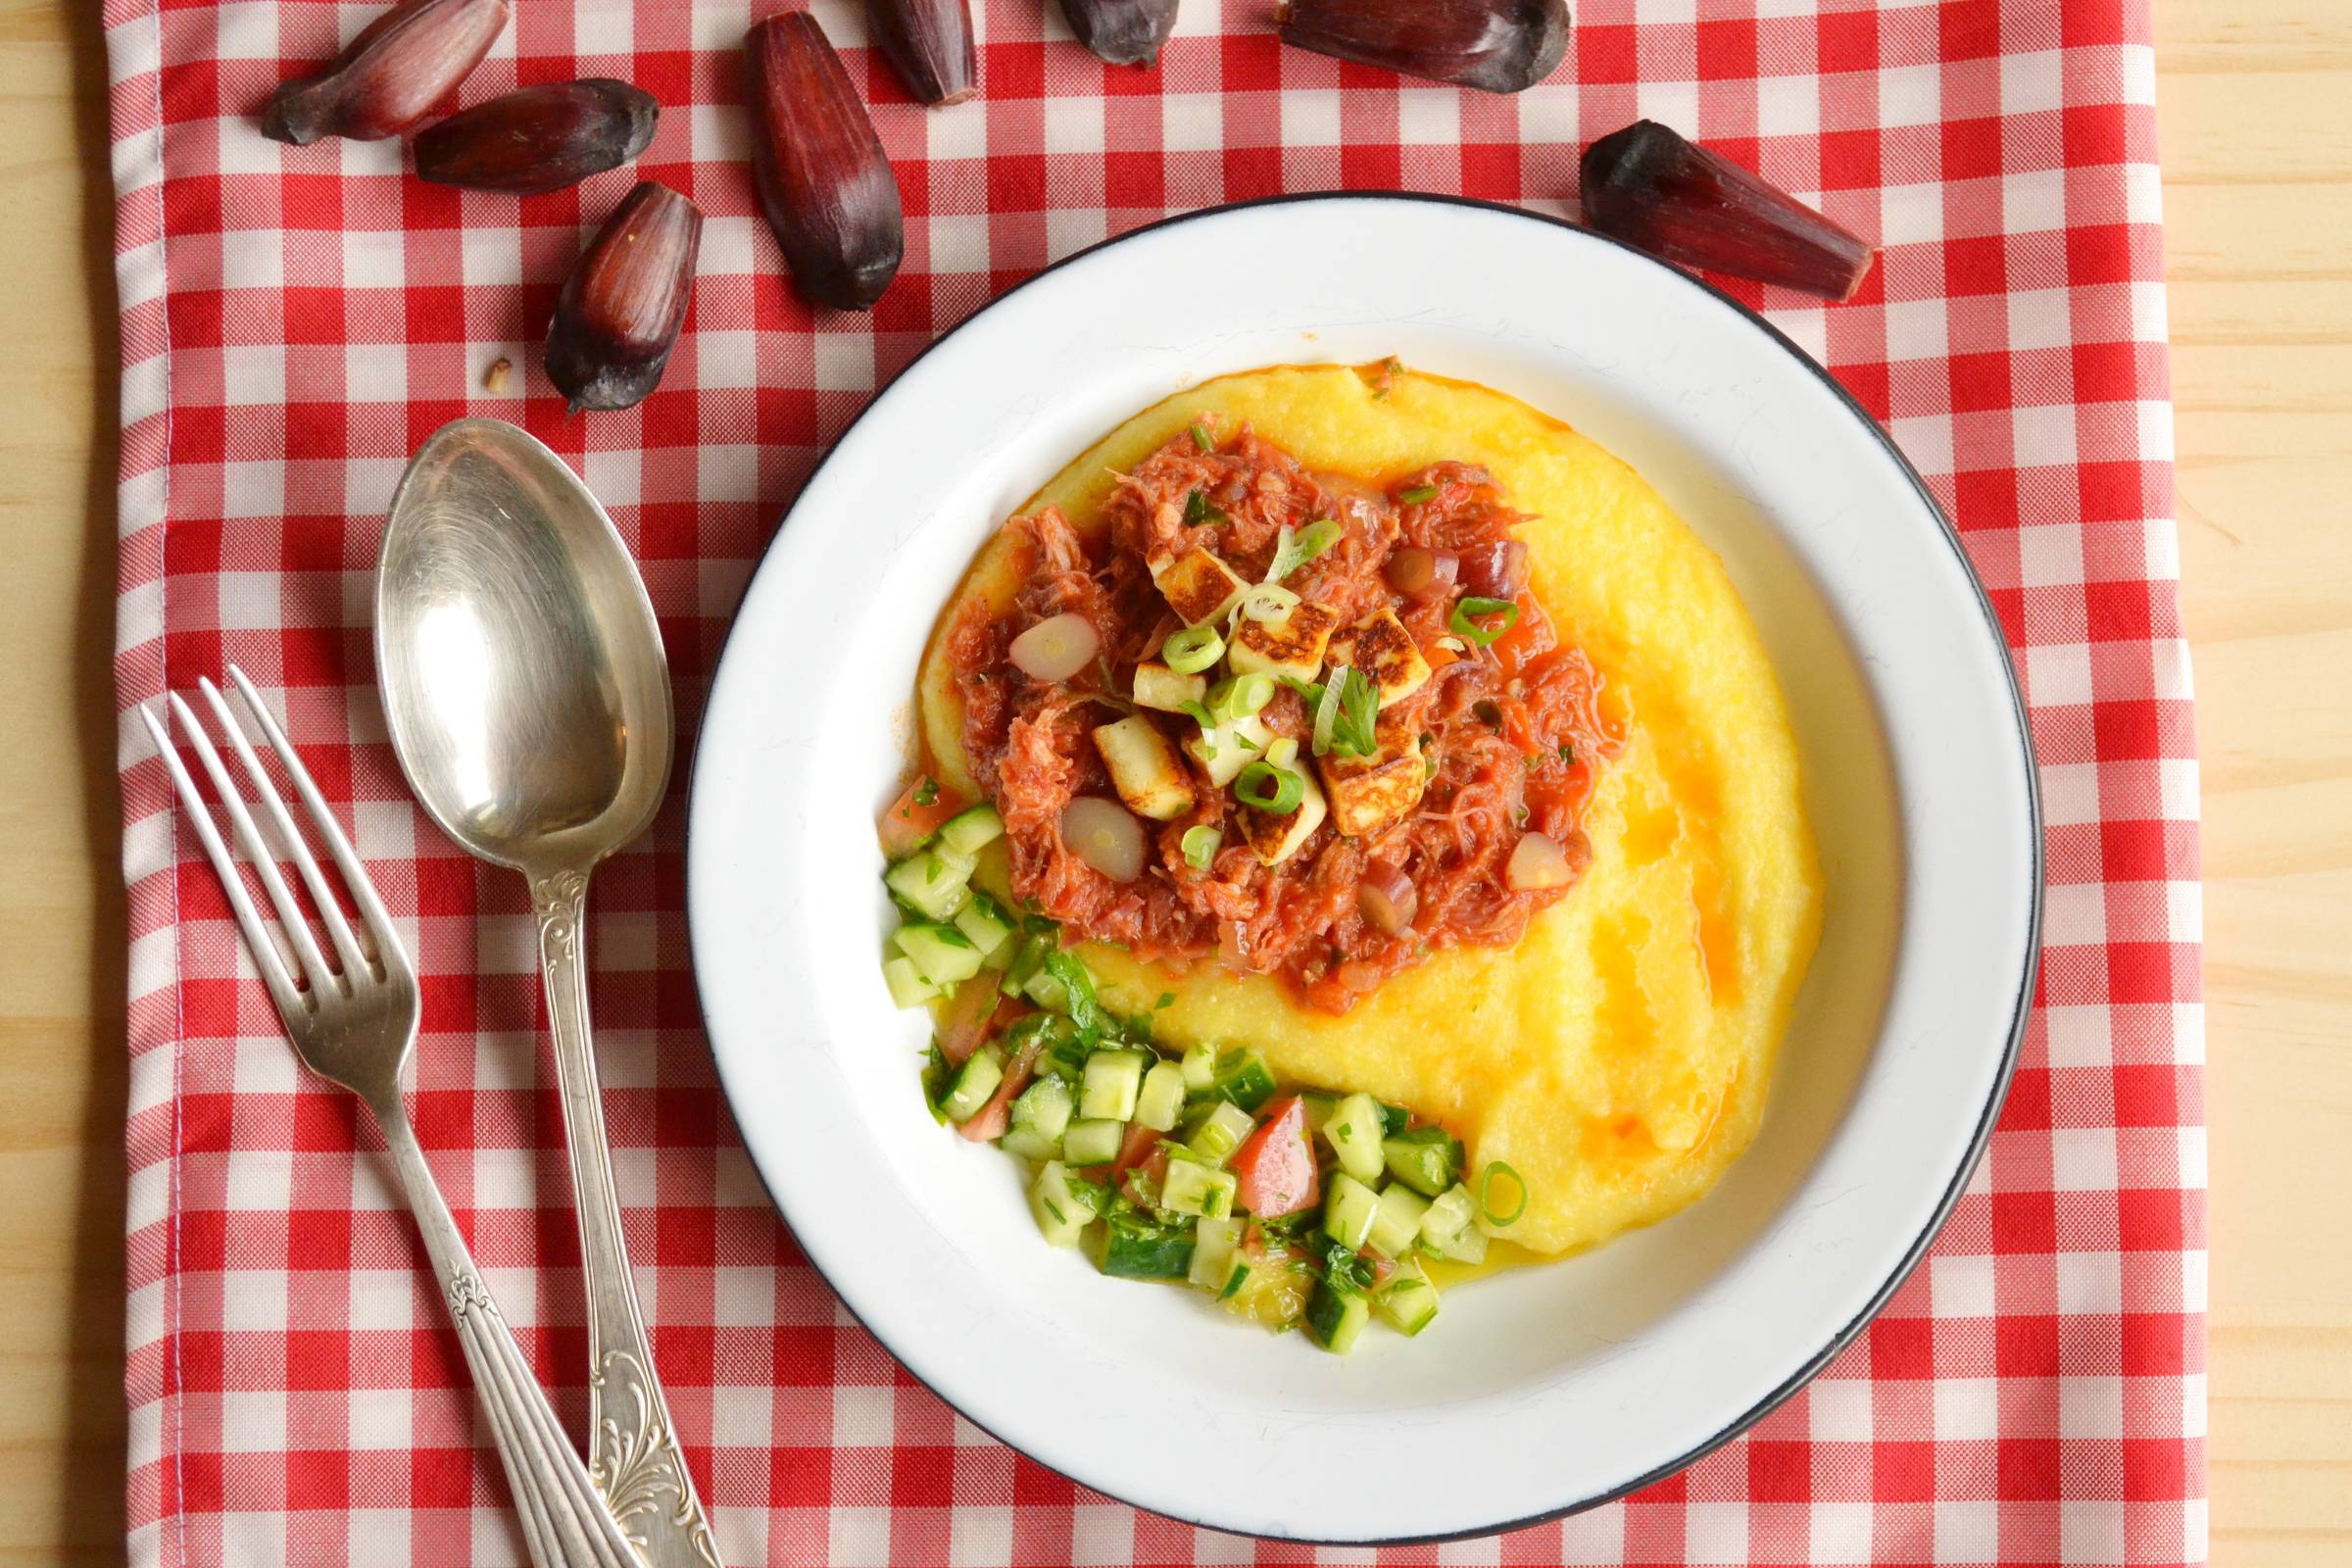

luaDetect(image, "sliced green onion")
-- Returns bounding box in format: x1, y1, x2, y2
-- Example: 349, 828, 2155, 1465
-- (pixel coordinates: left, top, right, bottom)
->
1449, 596, 1521, 648
1207, 672, 1275, 722
1182, 488, 1226, 528
1267, 518, 1342, 582
1235, 761, 1304, 814
1238, 583, 1300, 623
1179, 700, 1214, 729
1332, 667, 1380, 757
1398, 484, 1439, 505
1478, 1160, 1529, 1227
1163, 623, 1225, 674
1190, 421, 1214, 452
1311, 668, 1347, 756
1181, 825, 1222, 871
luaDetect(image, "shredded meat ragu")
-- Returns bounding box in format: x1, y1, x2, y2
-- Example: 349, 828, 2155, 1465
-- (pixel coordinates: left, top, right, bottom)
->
949, 426, 1621, 1013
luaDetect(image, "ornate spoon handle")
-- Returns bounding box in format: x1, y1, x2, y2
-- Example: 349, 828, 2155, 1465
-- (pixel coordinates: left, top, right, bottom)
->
373, 1095, 647, 1568
535, 869, 720, 1567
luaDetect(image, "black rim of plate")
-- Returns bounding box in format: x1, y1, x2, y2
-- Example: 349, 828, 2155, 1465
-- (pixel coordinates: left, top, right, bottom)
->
682, 190, 2046, 1546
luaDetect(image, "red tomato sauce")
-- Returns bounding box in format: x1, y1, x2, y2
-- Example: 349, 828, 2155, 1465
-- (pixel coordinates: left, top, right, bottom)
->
946, 427, 1620, 1014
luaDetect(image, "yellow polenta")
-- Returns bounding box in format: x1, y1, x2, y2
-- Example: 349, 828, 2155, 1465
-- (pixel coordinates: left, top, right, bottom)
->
918, 365, 1822, 1256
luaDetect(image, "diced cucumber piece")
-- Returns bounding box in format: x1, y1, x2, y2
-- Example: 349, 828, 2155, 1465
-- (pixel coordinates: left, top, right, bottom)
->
1188, 1216, 1243, 1291
1001, 1126, 1058, 1163
1030, 1159, 1097, 1248
1204, 1048, 1277, 1112
1322, 1093, 1388, 1183
1417, 1183, 1479, 1250
952, 894, 1017, 966
1022, 965, 1070, 1011
938, 804, 1004, 857
1377, 1101, 1411, 1138
1382, 1125, 1465, 1198
885, 849, 973, 921
1217, 1262, 1250, 1299
941, 1046, 1004, 1124
1376, 1261, 1441, 1336
1162, 1160, 1239, 1220
1000, 930, 1053, 998
1011, 1076, 1074, 1143
1428, 1222, 1488, 1265
1188, 1101, 1257, 1164
1304, 1278, 1371, 1353
882, 955, 940, 1009
894, 922, 983, 987
1179, 1042, 1217, 1090
1299, 1092, 1337, 1132
1419, 1183, 1489, 1263
1134, 1060, 1187, 1132
1100, 1214, 1195, 1280
1062, 1118, 1125, 1166
1322, 1173, 1381, 1250
1368, 1182, 1431, 1256
1079, 1051, 1147, 1120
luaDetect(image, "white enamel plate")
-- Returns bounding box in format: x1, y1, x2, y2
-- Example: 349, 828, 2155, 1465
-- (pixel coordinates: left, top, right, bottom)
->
687, 195, 2039, 1544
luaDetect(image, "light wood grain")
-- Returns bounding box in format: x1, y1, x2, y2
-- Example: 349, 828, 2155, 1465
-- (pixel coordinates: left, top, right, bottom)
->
2153, 1, 2352, 1563
0, 0, 128, 1562
0, 0, 2342, 1563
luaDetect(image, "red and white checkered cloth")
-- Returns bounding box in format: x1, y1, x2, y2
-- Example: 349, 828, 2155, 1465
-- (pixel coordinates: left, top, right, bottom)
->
104, 0, 2202, 1562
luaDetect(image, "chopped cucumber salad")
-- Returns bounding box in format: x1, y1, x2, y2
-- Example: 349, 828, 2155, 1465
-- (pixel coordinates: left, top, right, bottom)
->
879, 791, 1523, 1352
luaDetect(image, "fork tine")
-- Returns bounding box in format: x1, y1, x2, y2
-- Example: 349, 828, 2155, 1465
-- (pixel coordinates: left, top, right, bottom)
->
140, 703, 310, 1026
226, 666, 412, 980
164, 690, 339, 999
197, 675, 372, 981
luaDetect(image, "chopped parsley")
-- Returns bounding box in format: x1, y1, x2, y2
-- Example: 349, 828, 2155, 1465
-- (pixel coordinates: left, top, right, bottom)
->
912, 776, 939, 808
1183, 488, 1226, 527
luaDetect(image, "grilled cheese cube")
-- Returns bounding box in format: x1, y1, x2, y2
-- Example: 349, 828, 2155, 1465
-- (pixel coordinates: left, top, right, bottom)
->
1318, 710, 1427, 838
1152, 548, 1250, 625
1236, 766, 1327, 866
1132, 661, 1207, 713
1183, 711, 1273, 788
1227, 601, 1338, 686
1327, 609, 1432, 710
1093, 716, 1196, 821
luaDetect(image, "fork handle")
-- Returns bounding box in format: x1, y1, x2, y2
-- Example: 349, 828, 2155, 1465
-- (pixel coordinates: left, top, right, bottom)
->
533, 868, 719, 1568
373, 1096, 649, 1568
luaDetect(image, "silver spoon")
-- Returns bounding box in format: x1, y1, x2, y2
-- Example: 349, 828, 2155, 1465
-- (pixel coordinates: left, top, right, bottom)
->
375, 418, 717, 1568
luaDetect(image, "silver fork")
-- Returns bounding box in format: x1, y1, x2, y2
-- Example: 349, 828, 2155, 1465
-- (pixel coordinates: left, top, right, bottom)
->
140, 667, 649, 1568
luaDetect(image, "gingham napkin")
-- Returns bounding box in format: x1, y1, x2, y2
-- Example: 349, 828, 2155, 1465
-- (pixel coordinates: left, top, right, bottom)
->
105, 0, 2203, 1562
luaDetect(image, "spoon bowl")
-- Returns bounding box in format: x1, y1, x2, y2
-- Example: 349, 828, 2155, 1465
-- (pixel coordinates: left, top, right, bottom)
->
374, 418, 720, 1566
376, 418, 672, 875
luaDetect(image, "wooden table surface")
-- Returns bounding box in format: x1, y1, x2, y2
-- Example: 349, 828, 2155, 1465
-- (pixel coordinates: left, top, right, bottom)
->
2, 0, 2344, 1562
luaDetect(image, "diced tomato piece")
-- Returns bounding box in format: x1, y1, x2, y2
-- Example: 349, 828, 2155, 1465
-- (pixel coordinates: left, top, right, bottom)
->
878, 775, 969, 858
1112, 1117, 1163, 1177
956, 1036, 1042, 1143
1231, 1095, 1319, 1218
936, 980, 1006, 1065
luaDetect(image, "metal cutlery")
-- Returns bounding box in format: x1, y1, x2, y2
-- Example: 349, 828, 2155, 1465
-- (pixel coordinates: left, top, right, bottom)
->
138, 667, 648, 1568
373, 418, 714, 1567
